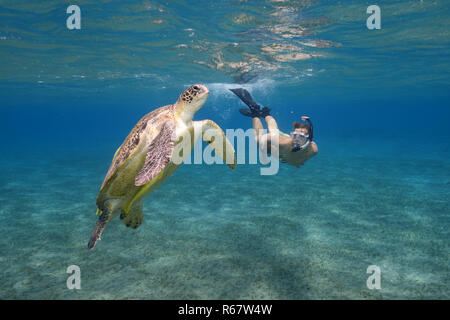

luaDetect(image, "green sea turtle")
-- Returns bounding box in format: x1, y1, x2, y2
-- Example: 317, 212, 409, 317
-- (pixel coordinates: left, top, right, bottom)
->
88, 84, 236, 250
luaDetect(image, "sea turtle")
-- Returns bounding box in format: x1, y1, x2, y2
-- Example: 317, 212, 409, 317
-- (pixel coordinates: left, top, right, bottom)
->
88, 84, 236, 250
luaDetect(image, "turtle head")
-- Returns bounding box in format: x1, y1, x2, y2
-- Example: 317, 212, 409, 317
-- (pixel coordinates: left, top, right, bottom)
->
176, 84, 209, 122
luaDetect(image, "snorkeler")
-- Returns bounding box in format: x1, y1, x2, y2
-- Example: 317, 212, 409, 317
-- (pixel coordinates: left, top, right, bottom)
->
230, 88, 318, 167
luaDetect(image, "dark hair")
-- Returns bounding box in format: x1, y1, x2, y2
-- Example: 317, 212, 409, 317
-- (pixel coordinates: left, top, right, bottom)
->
293, 122, 310, 133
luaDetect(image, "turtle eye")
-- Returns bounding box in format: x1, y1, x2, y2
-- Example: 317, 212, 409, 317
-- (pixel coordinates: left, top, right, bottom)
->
193, 85, 200, 91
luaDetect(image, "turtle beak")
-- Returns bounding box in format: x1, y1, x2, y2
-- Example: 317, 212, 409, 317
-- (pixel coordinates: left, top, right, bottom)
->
195, 84, 209, 97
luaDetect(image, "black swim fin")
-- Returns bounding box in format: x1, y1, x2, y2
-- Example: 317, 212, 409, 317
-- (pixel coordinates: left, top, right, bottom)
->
260, 107, 271, 118
239, 108, 258, 117
230, 88, 272, 118
230, 88, 261, 110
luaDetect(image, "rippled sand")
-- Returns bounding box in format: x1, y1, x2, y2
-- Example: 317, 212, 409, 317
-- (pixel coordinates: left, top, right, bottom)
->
1, 137, 448, 299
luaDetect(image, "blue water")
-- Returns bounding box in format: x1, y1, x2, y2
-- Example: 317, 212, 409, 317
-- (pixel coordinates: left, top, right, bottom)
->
0, 0, 449, 299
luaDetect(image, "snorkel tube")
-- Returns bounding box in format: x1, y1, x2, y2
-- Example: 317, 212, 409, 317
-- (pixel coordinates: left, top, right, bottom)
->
302, 116, 313, 141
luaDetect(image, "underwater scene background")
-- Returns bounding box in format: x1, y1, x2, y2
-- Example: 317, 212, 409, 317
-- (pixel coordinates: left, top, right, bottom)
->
0, 0, 449, 299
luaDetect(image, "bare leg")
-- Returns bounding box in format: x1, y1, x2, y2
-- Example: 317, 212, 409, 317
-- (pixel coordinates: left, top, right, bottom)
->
264, 115, 279, 134
252, 117, 265, 142
252, 118, 275, 164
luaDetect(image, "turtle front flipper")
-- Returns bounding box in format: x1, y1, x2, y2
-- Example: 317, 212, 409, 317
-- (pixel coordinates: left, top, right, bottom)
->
135, 120, 176, 186
197, 119, 237, 170
120, 198, 144, 229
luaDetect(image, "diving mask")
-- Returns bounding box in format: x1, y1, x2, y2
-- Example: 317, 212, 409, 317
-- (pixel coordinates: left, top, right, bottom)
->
291, 132, 310, 152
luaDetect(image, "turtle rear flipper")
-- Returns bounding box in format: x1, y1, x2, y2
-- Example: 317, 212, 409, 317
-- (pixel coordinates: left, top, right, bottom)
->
88, 212, 109, 250
120, 199, 144, 229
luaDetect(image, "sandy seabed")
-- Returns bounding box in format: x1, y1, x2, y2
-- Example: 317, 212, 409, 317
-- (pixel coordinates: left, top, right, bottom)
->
0, 138, 448, 299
